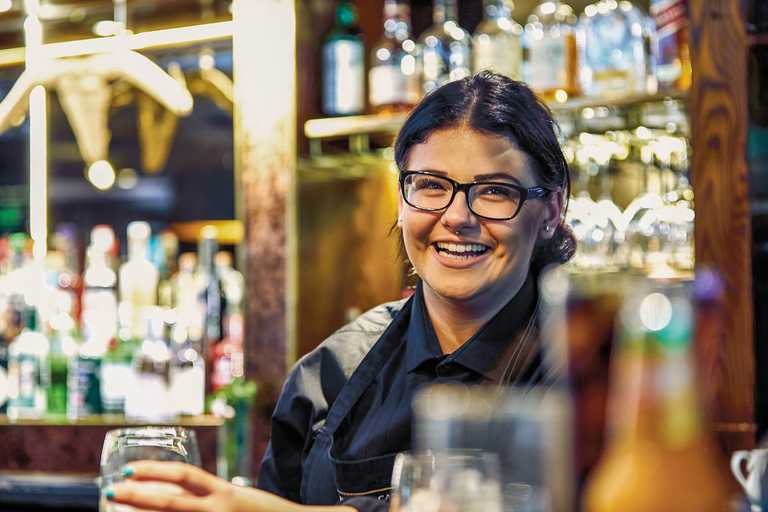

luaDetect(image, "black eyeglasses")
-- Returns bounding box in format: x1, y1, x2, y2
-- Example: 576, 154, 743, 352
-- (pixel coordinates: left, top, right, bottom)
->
399, 171, 552, 221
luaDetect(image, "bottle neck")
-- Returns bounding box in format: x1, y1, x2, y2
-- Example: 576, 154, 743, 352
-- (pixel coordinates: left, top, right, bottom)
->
335, 0, 358, 29
434, 0, 458, 24
484, 0, 511, 20
383, 0, 411, 39
127, 238, 148, 262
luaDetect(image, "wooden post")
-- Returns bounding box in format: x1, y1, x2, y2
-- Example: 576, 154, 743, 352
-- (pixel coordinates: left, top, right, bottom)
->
689, 0, 755, 450
232, 0, 297, 475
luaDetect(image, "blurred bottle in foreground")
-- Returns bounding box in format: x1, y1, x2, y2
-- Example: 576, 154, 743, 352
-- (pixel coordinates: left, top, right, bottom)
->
583, 278, 731, 511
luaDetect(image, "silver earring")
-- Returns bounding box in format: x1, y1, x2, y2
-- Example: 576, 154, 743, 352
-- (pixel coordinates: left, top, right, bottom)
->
544, 225, 551, 233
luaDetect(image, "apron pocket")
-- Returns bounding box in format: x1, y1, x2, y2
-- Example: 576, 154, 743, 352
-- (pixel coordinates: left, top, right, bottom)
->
330, 451, 398, 503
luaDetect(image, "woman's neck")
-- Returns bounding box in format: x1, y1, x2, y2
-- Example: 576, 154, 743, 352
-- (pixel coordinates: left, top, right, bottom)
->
422, 281, 524, 354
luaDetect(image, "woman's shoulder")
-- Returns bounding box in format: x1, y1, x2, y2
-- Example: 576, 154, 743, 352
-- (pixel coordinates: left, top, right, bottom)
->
292, 297, 410, 380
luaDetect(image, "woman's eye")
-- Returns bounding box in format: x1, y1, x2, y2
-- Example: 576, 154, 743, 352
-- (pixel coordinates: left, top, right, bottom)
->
478, 185, 513, 197
414, 178, 447, 191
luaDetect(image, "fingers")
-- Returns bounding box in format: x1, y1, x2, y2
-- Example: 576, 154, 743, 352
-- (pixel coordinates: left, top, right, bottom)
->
109, 480, 207, 512
122, 461, 218, 496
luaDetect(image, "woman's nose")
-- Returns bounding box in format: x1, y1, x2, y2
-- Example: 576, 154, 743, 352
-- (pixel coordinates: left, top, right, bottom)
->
441, 191, 478, 232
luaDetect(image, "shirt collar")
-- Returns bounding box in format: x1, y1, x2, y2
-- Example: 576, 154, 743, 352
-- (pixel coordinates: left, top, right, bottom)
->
404, 282, 445, 372
404, 274, 539, 381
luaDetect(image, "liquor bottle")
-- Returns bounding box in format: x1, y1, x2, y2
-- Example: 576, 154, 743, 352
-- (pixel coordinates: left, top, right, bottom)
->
197, 227, 224, 368
368, 0, 419, 114
649, 0, 691, 91
417, 0, 471, 95
525, 0, 580, 101
154, 229, 178, 309
124, 308, 173, 422
119, 221, 158, 340
580, 0, 655, 98
210, 251, 244, 392
583, 279, 731, 511
174, 252, 204, 344
0, 332, 7, 415
169, 324, 205, 416
7, 306, 49, 419
472, 0, 523, 80
67, 335, 104, 418
81, 226, 118, 354
50, 224, 82, 322
100, 307, 137, 415
46, 314, 77, 415
322, 0, 365, 116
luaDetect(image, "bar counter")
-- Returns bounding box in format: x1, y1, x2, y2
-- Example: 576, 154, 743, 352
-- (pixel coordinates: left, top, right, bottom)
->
0, 415, 223, 511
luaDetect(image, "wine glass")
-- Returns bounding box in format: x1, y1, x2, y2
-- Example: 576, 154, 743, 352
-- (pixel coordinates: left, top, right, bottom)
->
390, 450, 503, 512
98, 426, 201, 511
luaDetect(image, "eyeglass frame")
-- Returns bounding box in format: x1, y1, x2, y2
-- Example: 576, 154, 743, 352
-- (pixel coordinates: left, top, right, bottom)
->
398, 170, 553, 221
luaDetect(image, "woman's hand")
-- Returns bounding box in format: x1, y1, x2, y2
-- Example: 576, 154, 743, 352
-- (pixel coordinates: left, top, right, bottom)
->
107, 461, 355, 512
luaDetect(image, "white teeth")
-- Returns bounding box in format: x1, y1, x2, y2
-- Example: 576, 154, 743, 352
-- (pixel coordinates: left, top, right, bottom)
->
435, 242, 489, 254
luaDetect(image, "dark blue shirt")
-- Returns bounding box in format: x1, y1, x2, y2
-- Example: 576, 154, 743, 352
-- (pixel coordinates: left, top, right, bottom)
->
257, 275, 550, 511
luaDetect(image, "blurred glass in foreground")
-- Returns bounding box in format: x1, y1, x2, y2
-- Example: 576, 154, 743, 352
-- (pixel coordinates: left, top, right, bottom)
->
414, 385, 573, 512
390, 450, 503, 512
99, 426, 201, 512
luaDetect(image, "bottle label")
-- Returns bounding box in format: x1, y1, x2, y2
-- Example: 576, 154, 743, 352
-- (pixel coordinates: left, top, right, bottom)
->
171, 365, 205, 416
529, 32, 567, 91
9, 354, 40, 409
369, 63, 418, 107
125, 374, 172, 421
422, 43, 470, 94
323, 40, 365, 115
101, 361, 132, 413
68, 356, 102, 416
82, 289, 117, 348
651, 0, 687, 40
0, 363, 7, 412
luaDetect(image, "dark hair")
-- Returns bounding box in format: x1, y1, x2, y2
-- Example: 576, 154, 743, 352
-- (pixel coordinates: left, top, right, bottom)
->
394, 71, 576, 272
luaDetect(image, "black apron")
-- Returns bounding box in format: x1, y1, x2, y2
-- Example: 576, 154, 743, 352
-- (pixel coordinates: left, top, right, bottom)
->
298, 301, 412, 505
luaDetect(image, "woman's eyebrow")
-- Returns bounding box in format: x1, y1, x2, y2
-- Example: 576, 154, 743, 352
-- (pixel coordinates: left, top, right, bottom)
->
473, 172, 522, 183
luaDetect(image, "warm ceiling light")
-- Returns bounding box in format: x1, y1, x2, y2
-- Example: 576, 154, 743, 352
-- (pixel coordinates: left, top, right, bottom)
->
0, 0, 13, 14
87, 160, 116, 190
116, 167, 138, 190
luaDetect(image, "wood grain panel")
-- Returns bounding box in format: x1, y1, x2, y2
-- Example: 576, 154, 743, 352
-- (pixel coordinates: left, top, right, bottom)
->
297, 159, 403, 359
690, 0, 754, 443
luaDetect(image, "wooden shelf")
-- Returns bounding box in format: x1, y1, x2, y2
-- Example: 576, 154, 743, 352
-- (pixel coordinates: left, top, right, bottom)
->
304, 112, 408, 140
0, 414, 224, 427
304, 90, 689, 140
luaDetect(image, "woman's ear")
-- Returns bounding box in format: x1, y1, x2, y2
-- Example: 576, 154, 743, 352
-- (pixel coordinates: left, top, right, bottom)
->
397, 192, 405, 227
540, 188, 564, 240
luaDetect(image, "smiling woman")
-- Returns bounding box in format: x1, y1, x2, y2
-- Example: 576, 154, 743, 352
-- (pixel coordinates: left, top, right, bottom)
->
108, 71, 576, 512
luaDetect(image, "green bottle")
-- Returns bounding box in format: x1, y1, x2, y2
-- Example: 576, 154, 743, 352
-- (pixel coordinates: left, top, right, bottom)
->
322, 0, 365, 115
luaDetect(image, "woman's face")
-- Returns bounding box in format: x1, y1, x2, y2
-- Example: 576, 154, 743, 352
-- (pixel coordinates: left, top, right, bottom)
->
399, 126, 562, 311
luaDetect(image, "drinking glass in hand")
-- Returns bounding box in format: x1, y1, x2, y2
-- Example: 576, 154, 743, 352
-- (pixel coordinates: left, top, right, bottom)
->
390, 450, 503, 512
98, 426, 201, 511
